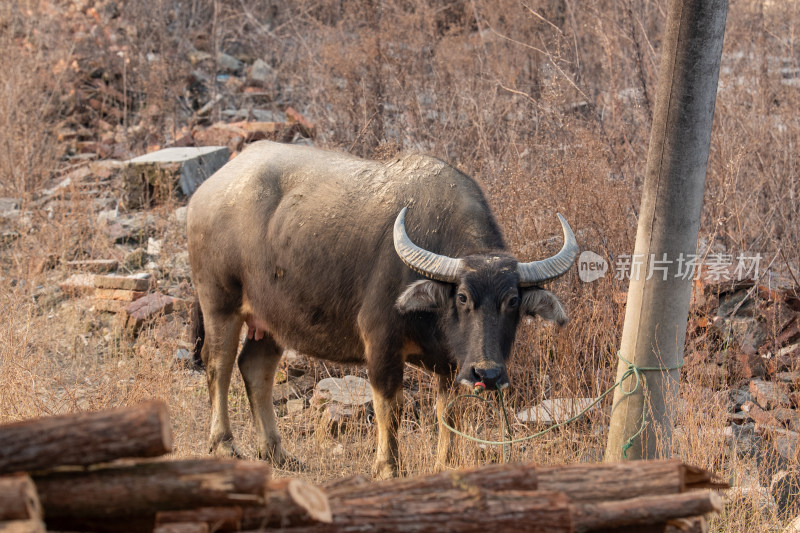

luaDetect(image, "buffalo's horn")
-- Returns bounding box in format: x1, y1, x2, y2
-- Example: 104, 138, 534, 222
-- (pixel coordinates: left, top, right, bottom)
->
393, 207, 463, 283
517, 213, 579, 286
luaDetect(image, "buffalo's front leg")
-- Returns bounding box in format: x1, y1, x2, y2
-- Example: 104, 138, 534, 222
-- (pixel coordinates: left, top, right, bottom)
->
435, 373, 459, 469
371, 385, 403, 479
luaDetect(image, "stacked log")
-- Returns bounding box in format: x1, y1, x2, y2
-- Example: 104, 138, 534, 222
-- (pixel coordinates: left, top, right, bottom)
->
0, 402, 726, 532
0, 402, 329, 532
317, 460, 726, 533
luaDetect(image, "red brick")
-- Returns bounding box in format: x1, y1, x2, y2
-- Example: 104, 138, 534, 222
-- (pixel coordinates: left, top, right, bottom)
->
124, 292, 175, 331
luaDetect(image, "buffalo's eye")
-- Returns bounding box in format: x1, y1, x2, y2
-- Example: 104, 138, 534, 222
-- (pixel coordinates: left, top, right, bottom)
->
457, 293, 468, 304
507, 296, 519, 309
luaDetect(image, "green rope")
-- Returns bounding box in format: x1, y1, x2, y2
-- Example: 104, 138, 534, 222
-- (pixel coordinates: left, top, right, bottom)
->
439, 352, 684, 459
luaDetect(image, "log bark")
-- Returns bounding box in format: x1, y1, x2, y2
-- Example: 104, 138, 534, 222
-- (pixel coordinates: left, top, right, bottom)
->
153, 523, 209, 533
0, 475, 41, 521
326, 460, 717, 504
0, 520, 45, 533
241, 478, 332, 529
536, 460, 690, 503
33, 459, 270, 532
325, 462, 538, 500
0, 400, 172, 474
155, 507, 242, 532
571, 491, 722, 532
258, 489, 572, 533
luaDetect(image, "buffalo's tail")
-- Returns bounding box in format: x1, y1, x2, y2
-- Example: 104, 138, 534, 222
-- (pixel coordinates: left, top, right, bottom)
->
190, 297, 205, 370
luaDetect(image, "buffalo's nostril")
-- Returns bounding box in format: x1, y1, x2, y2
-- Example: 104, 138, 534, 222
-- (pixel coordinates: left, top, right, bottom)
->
474, 367, 501, 388
471, 368, 482, 383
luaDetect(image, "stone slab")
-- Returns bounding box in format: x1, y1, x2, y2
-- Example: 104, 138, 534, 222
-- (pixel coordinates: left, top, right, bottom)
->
94, 299, 128, 314
95, 288, 146, 302
94, 273, 150, 291
124, 146, 230, 207
312, 376, 372, 407
65, 259, 119, 273
59, 274, 96, 297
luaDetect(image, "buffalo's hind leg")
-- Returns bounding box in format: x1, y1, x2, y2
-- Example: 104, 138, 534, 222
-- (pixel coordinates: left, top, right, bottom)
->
238, 336, 302, 470
201, 310, 245, 458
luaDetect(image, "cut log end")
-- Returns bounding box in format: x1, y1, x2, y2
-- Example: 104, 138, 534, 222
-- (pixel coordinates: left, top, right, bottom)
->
0, 475, 42, 521
286, 478, 333, 524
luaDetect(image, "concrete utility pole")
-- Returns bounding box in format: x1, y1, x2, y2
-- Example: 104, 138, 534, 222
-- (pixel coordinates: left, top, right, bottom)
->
605, 0, 728, 461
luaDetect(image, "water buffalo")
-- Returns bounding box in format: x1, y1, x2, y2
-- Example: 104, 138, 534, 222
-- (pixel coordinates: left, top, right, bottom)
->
187, 140, 577, 478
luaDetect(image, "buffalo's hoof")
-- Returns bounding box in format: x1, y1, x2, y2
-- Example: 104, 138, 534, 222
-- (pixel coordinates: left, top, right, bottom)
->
372, 460, 398, 480
210, 439, 243, 459
259, 446, 305, 472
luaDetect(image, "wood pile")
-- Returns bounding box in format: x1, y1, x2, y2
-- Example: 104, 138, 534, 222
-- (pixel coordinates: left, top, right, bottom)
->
0, 402, 727, 532
0, 401, 330, 533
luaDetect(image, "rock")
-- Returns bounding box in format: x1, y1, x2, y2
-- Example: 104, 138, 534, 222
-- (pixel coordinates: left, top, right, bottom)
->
123, 146, 230, 208
760, 427, 800, 462
175, 348, 192, 366
750, 379, 791, 409
732, 352, 767, 379
103, 213, 157, 244
312, 376, 374, 436
742, 401, 783, 430
729, 387, 754, 410
0, 197, 20, 217
771, 469, 800, 517
162, 251, 192, 284
95, 272, 151, 291
216, 51, 243, 73
250, 109, 286, 122
59, 273, 96, 297
123, 248, 149, 271
171, 206, 188, 226
516, 397, 598, 424
318, 402, 372, 436
65, 259, 119, 273
193, 124, 246, 153
778, 371, 800, 385
286, 398, 306, 415
728, 422, 765, 460
146, 237, 162, 256
768, 344, 800, 374
313, 375, 373, 408
124, 292, 175, 332
285, 107, 316, 138
248, 58, 274, 86
714, 316, 768, 355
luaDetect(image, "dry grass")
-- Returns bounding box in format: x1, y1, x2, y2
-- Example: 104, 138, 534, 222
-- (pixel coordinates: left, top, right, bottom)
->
1, 0, 799, 531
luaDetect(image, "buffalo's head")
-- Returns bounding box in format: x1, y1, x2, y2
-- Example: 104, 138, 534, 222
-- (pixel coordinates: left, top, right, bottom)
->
393, 208, 577, 390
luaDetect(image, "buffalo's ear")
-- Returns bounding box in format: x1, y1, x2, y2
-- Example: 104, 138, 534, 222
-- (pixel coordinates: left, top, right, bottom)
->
396, 280, 450, 313
520, 288, 568, 326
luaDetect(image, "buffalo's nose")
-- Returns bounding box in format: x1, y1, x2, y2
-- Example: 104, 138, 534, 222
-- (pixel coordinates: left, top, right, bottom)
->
473, 367, 501, 389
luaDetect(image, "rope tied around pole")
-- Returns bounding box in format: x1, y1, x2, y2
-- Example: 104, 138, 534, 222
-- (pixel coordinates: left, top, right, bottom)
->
439, 352, 683, 459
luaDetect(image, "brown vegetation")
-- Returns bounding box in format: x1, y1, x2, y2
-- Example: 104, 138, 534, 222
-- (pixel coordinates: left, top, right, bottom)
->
1, 1, 799, 531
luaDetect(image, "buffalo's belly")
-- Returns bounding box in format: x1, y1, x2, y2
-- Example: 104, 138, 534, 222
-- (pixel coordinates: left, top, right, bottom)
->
242, 288, 367, 365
